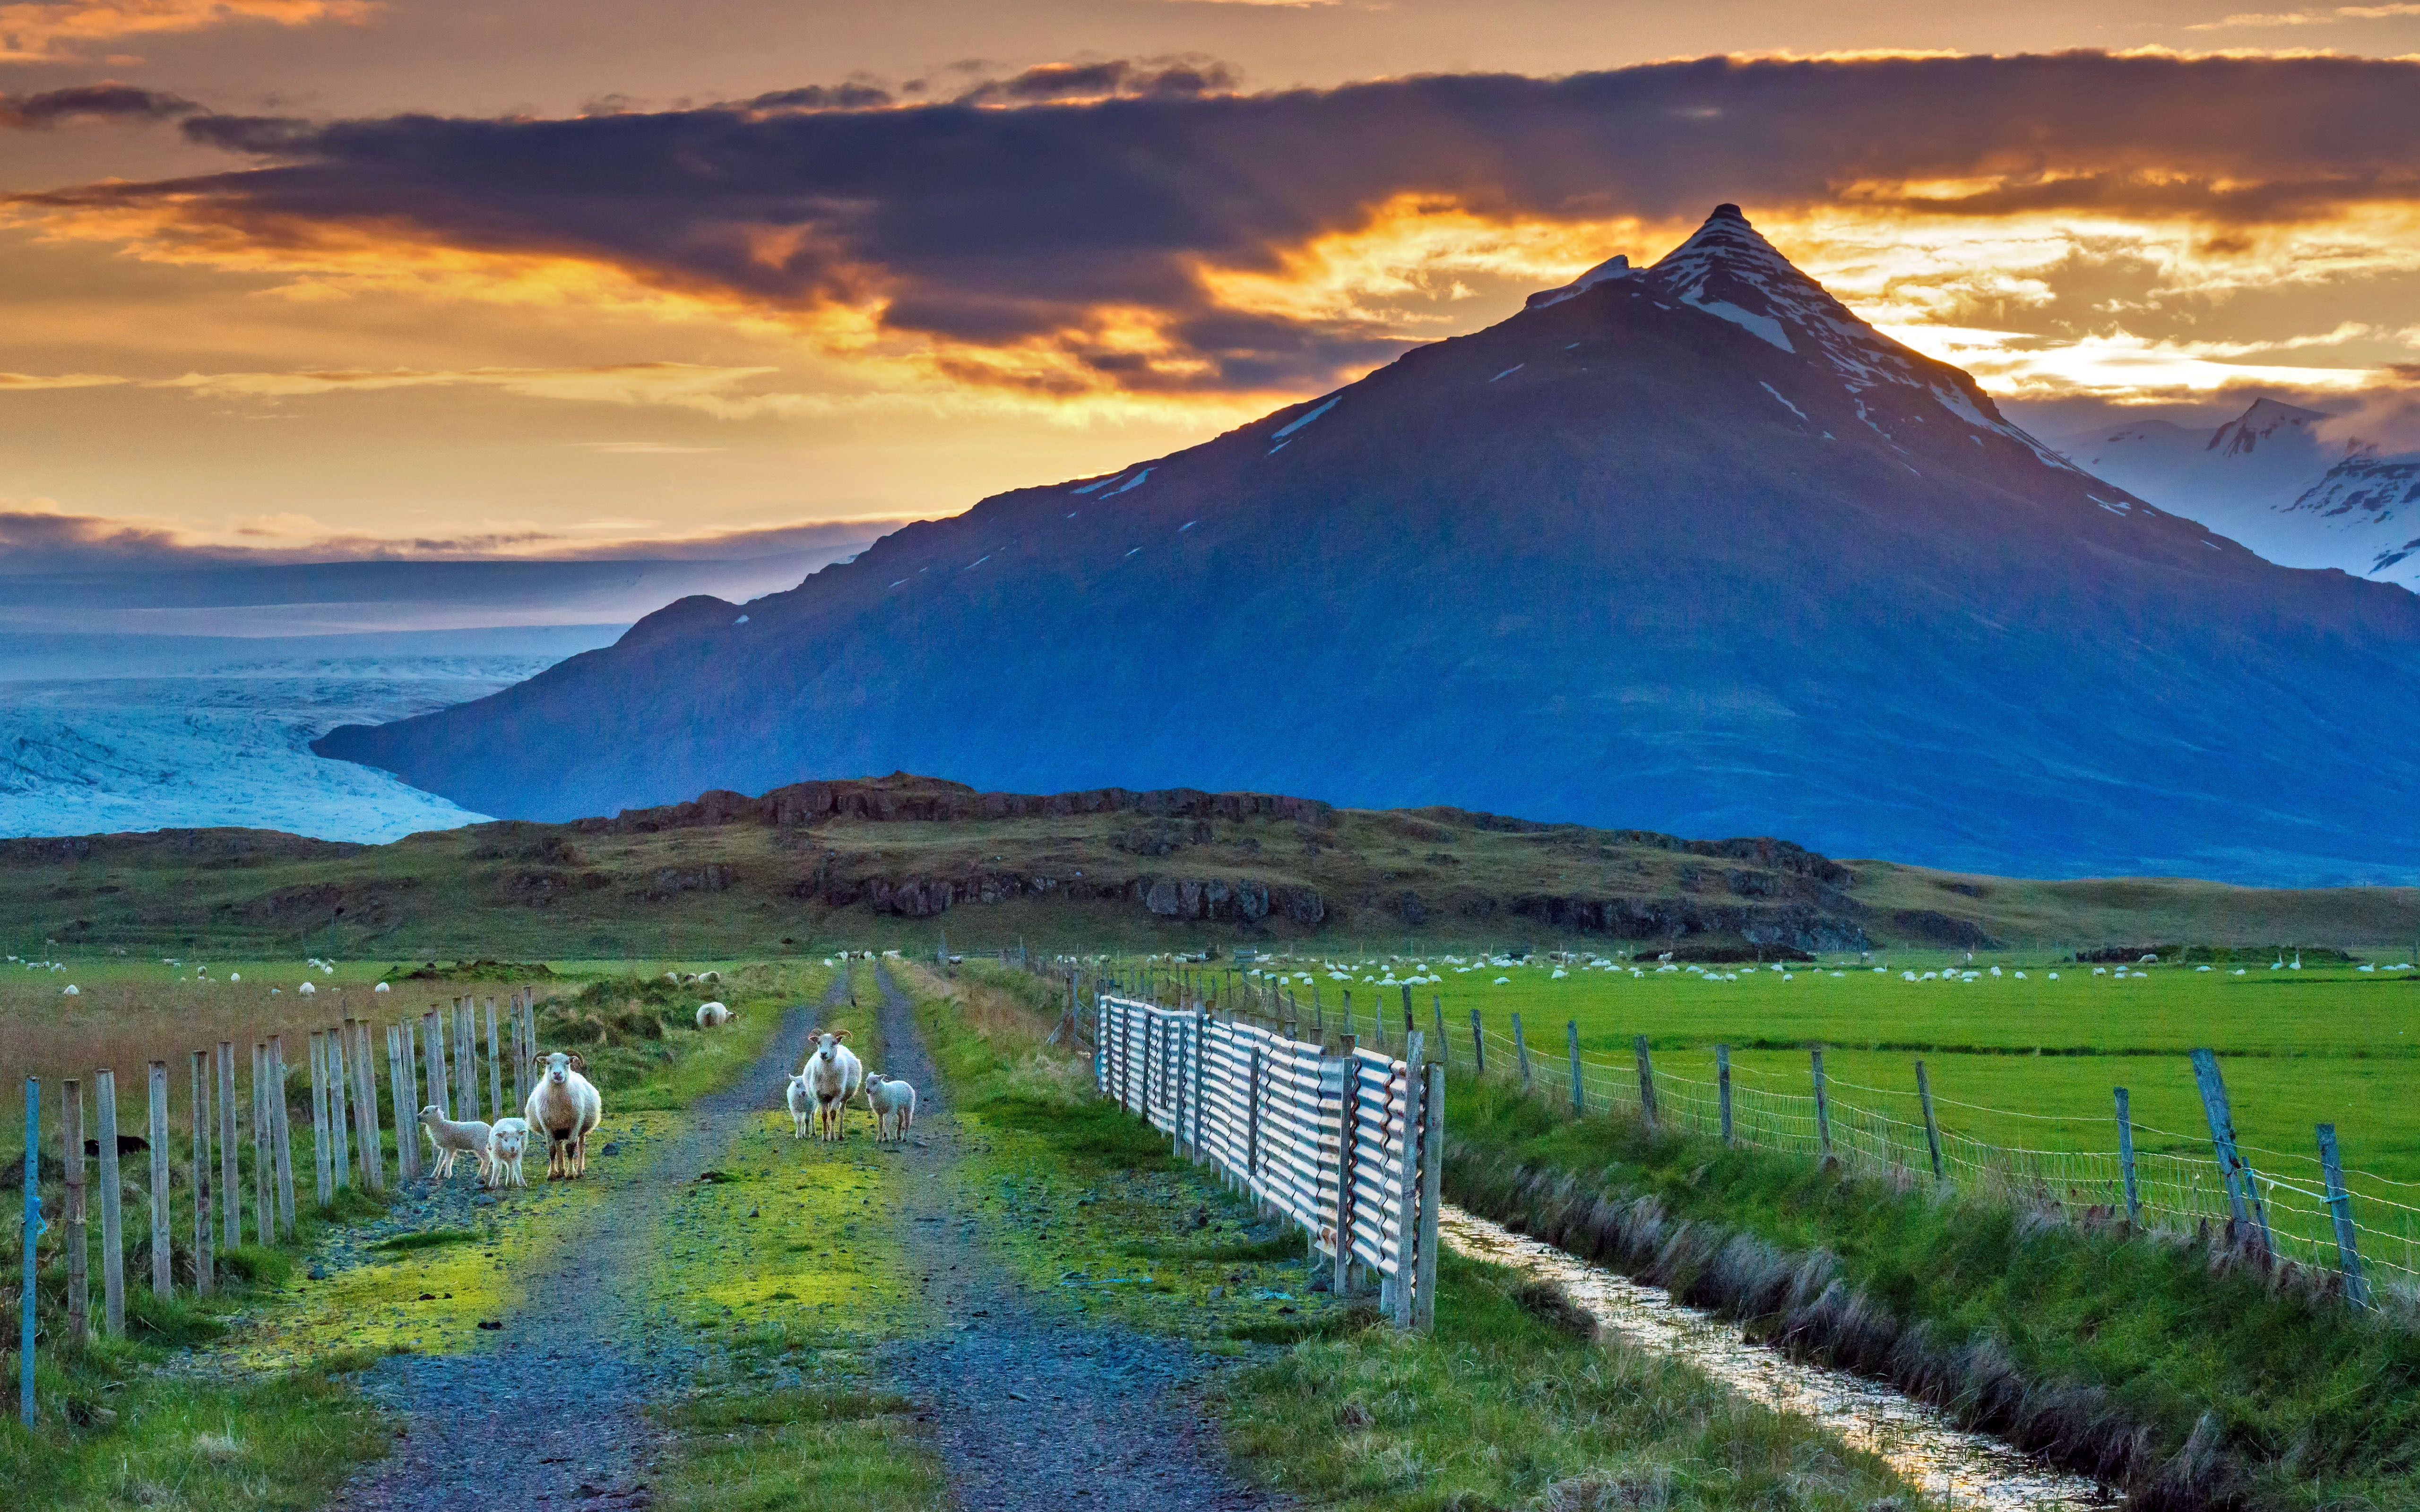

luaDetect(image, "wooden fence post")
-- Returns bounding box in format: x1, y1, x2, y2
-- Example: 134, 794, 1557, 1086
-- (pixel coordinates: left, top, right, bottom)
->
351, 1020, 382, 1191
95, 1069, 124, 1335
1342, 988, 1355, 1045
1634, 1036, 1657, 1129
2318, 1123, 2367, 1307
1392, 1048, 1428, 1330
251, 1045, 272, 1243
189, 1050, 214, 1297
1566, 1021, 1583, 1113
216, 1044, 239, 1249
1716, 1044, 1733, 1144
1915, 1060, 1945, 1181
1413, 1061, 1443, 1333
2114, 1087, 2141, 1224
1811, 1048, 1833, 1166
1401, 984, 1415, 1048
485, 998, 503, 1123
387, 1026, 417, 1181
1512, 1012, 1531, 1085
324, 1026, 351, 1192
2190, 1048, 2273, 1257
268, 1036, 295, 1236
455, 1000, 479, 1121
422, 1011, 448, 1119
1432, 996, 1447, 1066
62, 1077, 86, 1344
1331, 1037, 1357, 1297
19, 1077, 36, 1426
1469, 1008, 1485, 1076
308, 1031, 333, 1206
147, 1061, 171, 1297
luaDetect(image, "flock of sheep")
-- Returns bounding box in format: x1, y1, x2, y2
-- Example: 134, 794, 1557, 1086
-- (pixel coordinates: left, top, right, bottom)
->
406, 992, 919, 1195
415, 1048, 604, 1190
784, 1029, 918, 1144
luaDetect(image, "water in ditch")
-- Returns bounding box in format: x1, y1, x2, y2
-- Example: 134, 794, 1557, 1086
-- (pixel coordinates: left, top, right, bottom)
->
1440, 1205, 2117, 1511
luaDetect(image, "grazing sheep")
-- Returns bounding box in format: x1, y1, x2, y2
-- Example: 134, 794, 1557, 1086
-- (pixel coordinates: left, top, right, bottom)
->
524, 1051, 602, 1179
298, 980, 316, 996
862, 1075, 917, 1143
485, 1117, 531, 1188
801, 1031, 862, 1142
373, 981, 390, 993
694, 1001, 732, 1029
785, 1074, 813, 1139
700, 970, 721, 984
419, 1106, 493, 1181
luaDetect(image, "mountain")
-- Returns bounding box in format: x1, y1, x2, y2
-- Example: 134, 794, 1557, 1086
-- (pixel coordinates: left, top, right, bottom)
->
2050, 398, 2420, 591
316, 205, 2420, 885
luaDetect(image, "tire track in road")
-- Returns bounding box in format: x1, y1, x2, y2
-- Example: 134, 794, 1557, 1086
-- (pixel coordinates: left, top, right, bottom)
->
874, 964, 1281, 1512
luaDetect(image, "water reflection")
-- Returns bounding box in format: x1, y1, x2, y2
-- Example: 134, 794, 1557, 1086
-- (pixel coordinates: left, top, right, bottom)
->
1441, 1206, 2116, 1511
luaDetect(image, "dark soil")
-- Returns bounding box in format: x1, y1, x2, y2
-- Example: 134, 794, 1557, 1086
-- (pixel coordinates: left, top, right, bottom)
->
875, 965, 1282, 1512
323, 979, 840, 1510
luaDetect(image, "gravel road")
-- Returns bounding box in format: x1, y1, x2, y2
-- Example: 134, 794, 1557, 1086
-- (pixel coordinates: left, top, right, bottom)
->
322, 978, 839, 1510
875, 964, 1282, 1512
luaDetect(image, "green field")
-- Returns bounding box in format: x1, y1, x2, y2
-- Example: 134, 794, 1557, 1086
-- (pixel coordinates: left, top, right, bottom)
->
1189, 946, 2420, 1283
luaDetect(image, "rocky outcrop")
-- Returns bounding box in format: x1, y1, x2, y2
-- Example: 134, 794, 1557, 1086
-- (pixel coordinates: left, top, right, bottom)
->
581, 774, 1336, 835
1504, 894, 1868, 952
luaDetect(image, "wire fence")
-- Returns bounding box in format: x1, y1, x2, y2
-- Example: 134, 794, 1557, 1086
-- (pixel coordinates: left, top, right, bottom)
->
1457, 1013, 2419, 1316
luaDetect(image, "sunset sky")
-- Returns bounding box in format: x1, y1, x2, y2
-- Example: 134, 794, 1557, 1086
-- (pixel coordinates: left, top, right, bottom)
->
10, 0, 2420, 567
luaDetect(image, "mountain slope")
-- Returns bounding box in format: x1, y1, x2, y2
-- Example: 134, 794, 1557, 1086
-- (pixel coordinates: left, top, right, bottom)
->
317, 206, 2420, 884
2051, 398, 2420, 591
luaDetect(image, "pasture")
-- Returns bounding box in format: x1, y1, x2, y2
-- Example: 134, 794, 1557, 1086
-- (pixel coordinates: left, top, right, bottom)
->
1228, 947, 2420, 1225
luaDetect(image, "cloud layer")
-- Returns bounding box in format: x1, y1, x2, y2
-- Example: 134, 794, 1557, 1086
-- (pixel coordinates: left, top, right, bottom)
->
22, 51, 2420, 401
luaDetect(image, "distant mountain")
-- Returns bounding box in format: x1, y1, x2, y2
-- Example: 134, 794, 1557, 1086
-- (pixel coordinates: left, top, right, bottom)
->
318, 206, 2420, 884
2052, 399, 2420, 591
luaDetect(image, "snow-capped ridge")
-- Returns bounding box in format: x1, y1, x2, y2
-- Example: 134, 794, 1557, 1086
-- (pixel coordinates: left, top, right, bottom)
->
1525, 254, 1632, 309
2209, 397, 2331, 458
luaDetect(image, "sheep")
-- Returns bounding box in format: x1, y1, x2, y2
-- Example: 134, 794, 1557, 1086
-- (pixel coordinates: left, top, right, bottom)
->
298, 980, 316, 996
785, 1074, 814, 1138
373, 981, 390, 993
419, 1106, 493, 1181
485, 1117, 531, 1188
524, 1051, 603, 1179
695, 1000, 732, 1029
862, 1074, 917, 1143
800, 1030, 861, 1142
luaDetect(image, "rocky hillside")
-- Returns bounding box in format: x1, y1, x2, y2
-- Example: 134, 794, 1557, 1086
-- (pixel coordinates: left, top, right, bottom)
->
13, 774, 2420, 958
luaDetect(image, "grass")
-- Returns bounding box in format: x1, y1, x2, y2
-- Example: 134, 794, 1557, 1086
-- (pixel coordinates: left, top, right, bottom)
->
653, 1388, 946, 1512
1218, 948, 2420, 1190
1444, 1071, 2420, 1511
11, 772, 2420, 970
903, 960, 1936, 1512
1, 957, 845, 1510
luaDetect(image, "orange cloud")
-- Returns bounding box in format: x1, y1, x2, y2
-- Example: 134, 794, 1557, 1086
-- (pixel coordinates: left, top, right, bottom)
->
0, 0, 371, 61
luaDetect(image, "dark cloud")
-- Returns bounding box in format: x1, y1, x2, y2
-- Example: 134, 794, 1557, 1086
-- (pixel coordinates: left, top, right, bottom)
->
0, 84, 199, 129
32, 52, 2420, 394
737, 82, 894, 112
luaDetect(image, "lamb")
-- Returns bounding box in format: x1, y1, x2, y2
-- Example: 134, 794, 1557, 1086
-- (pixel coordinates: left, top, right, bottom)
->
524, 1051, 603, 1179
418, 1105, 493, 1182
485, 1117, 531, 1188
695, 1000, 732, 1029
861, 1074, 917, 1143
800, 1030, 862, 1142
785, 1074, 814, 1139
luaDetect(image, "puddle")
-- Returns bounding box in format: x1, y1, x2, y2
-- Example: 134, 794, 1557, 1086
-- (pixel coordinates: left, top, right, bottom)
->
1441, 1206, 2117, 1511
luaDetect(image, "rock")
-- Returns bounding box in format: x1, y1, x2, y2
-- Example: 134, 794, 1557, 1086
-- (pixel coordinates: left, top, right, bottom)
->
307, 1263, 328, 1280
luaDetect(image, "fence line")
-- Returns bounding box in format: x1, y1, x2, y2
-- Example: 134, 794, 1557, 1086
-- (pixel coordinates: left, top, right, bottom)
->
1093, 992, 1443, 1330
1459, 1017, 2420, 1314
6, 984, 547, 1421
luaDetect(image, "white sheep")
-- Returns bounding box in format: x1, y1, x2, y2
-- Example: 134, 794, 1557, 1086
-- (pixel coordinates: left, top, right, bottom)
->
485, 1117, 531, 1188
785, 1074, 814, 1139
298, 980, 316, 996
694, 1001, 732, 1029
801, 1030, 861, 1142
524, 1051, 602, 1179
373, 981, 390, 994
418, 1105, 493, 1181
862, 1074, 917, 1143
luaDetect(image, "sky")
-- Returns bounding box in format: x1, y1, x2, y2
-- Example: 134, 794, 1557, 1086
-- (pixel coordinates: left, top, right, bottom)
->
10, 1, 2420, 568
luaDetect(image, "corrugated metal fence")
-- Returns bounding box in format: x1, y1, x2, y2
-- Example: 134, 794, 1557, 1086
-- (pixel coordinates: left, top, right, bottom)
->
1094, 994, 1443, 1330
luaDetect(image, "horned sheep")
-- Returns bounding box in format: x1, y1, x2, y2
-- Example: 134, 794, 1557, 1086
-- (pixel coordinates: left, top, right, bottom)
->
524, 1051, 603, 1179
801, 1030, 862, 1142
